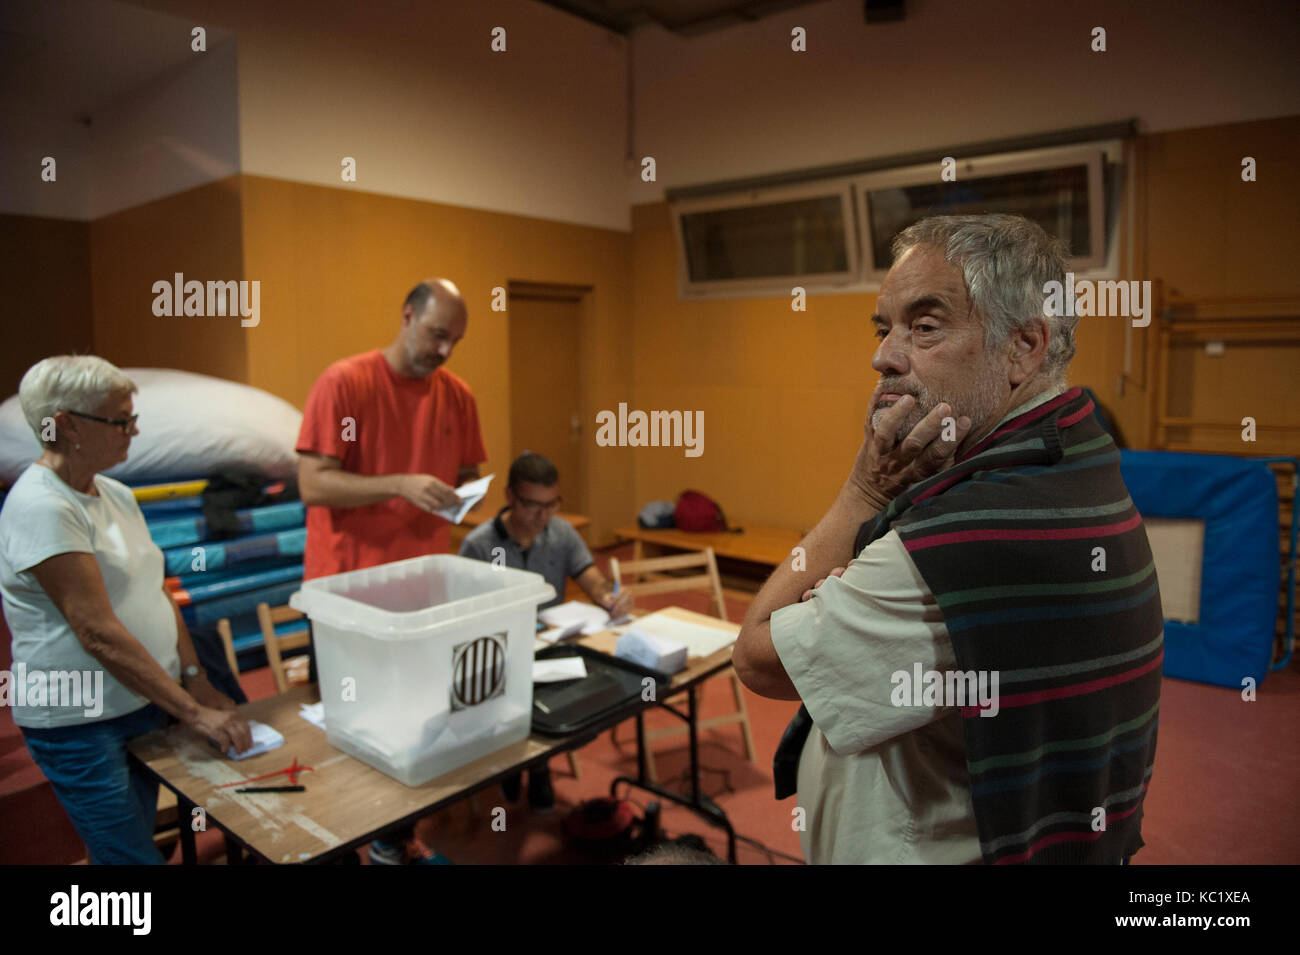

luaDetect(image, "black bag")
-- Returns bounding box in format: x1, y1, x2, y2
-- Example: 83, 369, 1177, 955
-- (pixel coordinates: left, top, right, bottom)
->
200, 471, 299, 539
773, 704, 813, 799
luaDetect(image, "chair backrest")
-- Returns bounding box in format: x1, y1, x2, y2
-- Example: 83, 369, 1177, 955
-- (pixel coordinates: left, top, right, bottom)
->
215, 618, 241, 683
609, 547, 728, 621
257, 602, 312, 694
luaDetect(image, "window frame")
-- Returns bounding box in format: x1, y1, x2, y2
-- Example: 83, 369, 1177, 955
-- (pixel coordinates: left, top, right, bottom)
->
851, 143, 1109, 283
671, 178, 860, 300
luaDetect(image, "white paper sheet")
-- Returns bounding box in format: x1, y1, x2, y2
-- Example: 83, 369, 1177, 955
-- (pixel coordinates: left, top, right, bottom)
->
533, 657, 589, 683
298, 702, 326, 730
227, 720, 285, 760
632, 611, 737, 658
436, 473, 494, 524
536, 622, 583, 644
538, 600, 611, 636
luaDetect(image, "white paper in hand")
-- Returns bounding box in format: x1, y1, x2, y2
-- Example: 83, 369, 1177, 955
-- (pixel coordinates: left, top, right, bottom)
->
436, 473, 494, 524
227, 720, 285, 760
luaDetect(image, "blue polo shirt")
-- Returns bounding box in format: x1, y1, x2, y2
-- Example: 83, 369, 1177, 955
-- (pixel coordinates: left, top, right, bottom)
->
459, 509, 594, 610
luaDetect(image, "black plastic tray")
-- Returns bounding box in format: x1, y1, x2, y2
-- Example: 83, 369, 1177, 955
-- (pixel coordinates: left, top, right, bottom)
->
531, 644, 671, 737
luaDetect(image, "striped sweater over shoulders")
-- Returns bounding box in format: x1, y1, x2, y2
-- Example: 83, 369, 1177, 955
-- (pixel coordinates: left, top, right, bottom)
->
857, 386, 1163, 864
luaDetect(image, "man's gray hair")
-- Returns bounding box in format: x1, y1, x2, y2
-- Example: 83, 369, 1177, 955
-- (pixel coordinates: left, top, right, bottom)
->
891, 214, 1075, 378
19, 355, 137, 446
624, 842, 727, 865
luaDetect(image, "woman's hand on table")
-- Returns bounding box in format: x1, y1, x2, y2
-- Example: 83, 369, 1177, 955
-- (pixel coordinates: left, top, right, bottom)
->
190, 706, 253, 756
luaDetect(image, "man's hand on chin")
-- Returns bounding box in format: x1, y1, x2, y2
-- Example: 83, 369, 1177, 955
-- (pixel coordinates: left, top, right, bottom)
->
848, 385, 972, 509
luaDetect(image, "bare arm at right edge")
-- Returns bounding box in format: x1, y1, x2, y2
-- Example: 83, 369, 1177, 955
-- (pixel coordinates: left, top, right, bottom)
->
29, 553, 253, 754
298, 452, 461, 512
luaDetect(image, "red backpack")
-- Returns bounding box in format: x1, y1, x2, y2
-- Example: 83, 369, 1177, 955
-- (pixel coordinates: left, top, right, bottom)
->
674, 490, 728, 532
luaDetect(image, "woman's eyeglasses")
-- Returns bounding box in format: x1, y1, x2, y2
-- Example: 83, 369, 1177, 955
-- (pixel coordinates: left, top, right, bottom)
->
67, 410, 138, 434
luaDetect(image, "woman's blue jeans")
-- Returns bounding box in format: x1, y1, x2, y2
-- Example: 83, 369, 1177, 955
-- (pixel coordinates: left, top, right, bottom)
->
20, 704, 170, 864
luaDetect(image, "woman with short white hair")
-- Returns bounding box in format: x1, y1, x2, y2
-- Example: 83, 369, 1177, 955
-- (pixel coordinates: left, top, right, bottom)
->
0, 355, 251, 864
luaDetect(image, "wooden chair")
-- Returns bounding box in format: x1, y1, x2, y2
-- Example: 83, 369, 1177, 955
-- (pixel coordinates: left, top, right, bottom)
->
254, 603, 312, 694
217, 603, 311, 695
607, 547, 757, 782
215, 617, 241, 683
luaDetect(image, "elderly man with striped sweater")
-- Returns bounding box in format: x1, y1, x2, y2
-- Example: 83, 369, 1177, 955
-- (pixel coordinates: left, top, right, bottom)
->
735, 214, 1161, 865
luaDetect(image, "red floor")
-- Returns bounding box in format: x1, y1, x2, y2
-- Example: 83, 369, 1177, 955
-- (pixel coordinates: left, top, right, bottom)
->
3, 547, 1298, 865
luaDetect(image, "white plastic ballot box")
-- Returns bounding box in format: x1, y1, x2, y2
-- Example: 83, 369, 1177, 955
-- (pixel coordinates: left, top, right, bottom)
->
290, 555, 555, 786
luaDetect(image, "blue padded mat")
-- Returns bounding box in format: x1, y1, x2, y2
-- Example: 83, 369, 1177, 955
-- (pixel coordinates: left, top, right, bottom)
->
182, 578, 303, 627
147, 501, 305, 548
177, 563, 303, 605
1120, 450, 1278, 688
162, 527, 306, 576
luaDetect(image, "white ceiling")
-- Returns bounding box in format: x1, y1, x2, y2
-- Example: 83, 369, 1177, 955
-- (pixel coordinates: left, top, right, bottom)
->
0, 0, 232, 125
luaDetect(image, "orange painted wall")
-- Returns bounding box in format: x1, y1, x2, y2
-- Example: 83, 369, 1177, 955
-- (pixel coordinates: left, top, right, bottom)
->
629, 202, 877, 535
1134, 115, 1300, 455
237, 174, 635, 545
1143, 117, 1300, 303
89, 177, 248, 383
0, 214, 94, 397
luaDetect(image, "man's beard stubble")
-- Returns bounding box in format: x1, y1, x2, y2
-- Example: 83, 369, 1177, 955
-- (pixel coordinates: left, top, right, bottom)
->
407, 346, 445, 377
872, 359, 1006, 446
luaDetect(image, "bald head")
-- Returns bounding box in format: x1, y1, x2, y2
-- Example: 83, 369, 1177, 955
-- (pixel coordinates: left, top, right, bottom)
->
404, 278, 466, 323
393, 277, 468, 378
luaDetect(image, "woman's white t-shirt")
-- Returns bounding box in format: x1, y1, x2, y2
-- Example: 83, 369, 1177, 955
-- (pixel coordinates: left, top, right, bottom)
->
0, 463, 180, 728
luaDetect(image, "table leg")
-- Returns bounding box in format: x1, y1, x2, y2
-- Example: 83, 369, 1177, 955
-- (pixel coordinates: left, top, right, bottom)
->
635, 712, 648, 783
178, 795, 197, 866
223, 832, 244, 865
687, 686, 701, 803
611, 687, 738, 864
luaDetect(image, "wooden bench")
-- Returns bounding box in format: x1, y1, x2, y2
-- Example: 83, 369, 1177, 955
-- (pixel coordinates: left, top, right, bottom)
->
613, 524, 804, 571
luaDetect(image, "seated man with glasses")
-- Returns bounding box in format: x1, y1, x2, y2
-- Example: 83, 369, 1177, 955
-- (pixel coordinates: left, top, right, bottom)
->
459, 451, 630, 811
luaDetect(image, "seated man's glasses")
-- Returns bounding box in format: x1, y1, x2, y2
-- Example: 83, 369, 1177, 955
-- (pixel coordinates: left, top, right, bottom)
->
516, 495, 562, 513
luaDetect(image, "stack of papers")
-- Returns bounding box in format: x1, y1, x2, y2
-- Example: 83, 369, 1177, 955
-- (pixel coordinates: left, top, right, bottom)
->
227, 720, 285, 760
631, 611, 737, 658
436, 473, 494, 524
616, 627, 688, 674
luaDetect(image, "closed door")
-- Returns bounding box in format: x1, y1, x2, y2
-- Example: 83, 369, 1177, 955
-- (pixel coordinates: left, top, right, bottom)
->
507, 292, 583, 512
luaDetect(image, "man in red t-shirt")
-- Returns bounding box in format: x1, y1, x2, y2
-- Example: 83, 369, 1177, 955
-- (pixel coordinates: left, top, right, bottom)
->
297, 278, 487, 580
296, 277, 487, 865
